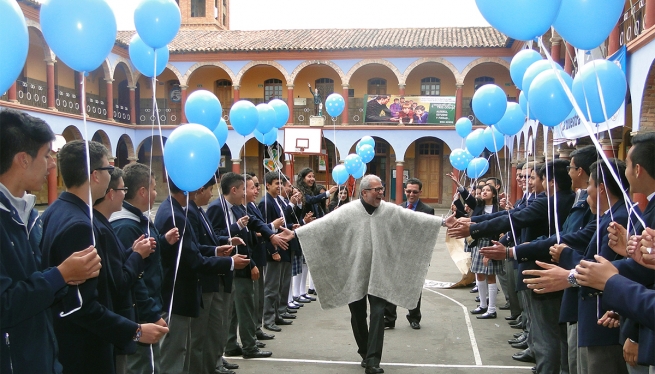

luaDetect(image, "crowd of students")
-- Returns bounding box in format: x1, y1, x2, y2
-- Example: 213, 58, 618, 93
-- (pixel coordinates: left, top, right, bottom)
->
446, 138, 655, 374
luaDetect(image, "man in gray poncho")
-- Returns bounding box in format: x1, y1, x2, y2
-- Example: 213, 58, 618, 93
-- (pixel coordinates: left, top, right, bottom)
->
291, 175, 449, 374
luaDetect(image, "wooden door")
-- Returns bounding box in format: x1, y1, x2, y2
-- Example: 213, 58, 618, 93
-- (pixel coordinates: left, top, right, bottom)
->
415, 141, 441, 202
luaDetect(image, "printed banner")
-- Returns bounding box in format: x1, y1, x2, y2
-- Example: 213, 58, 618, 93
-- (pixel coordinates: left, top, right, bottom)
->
363, 95, 456, 124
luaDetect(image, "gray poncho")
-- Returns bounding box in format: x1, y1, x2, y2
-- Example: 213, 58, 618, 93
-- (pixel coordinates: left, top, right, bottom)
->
296, 200, 442, 310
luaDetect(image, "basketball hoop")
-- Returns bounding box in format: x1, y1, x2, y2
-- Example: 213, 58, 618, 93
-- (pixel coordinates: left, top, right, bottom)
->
296, 138, 309, 153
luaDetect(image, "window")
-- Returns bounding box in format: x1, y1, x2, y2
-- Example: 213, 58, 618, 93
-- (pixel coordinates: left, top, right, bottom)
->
474, 76, 495, 90
191, 0, 205, 17
264, 78, 282, 100
367, 78, 387, 95
420, 77, 441, 96
314, 78, 334, 100
418, 142, 440, 155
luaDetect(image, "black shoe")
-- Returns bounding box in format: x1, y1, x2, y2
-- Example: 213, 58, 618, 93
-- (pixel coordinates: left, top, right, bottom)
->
511, 340, 528, 349
476, 311, 497, 319
280, 312, 296, 319
286, 308, 297, 314
214, 367, 235, 374
508, 334, 527, 345
224, 347, 243, 357
499, 302, 511, 310
365, 366, 384, 374
264, 324, 281, 332
256, 340, 266, 348
505, 314, 520, 321
294, 296, 311, 303
242, 349, 273, 359
470, 285, 478, 293
361, 360, 366, 368
275, 319, 293, 325
510, 323, 525, 330
256, 331, 275, 340
308, 288, 316, 295
513, 332, 523, 338
470, 306, 488, 315
292, 300, 304, 307
508, 319, 522, 327
512, 350, 536, 363
531, 366, 537, 373
302, 294, 317, 301
287, 303, 300, 309
222, 358, 239, 370
384, 321, 395, 329
474, 296, 489, 303
409, 321, 420, 329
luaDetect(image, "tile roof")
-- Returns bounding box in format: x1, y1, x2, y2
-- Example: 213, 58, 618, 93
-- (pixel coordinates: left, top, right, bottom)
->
116, 28, 510, 53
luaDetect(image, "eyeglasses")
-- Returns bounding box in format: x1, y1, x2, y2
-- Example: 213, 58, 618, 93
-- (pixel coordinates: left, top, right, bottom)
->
566, 166, 580, 172
113, 188, 129, 192
364, 187, 385, 193
94, 165, 115, 173
405, 189, 420, 195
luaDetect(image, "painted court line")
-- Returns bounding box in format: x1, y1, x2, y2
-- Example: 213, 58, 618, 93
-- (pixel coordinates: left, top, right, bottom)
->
228, 357, 531, 370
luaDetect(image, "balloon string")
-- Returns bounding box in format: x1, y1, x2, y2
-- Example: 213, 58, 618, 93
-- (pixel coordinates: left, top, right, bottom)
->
166, 193, 189, 326
543, 126, 553, 238
537, 37, 646, 229
147, 50, 158, 238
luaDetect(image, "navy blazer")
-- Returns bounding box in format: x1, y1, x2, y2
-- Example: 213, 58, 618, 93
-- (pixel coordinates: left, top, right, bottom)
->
154, 197, 232, 318
187, 201, 232, 293
0, 191, 65, 374
258, 193, 295, 262
41, 192, 137, 374
402, 199, 435, 215
247, 202, 268, 269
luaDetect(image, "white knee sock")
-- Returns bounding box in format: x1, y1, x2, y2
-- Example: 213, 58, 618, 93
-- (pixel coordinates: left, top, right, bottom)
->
308, 272, 315, 290
299, 264, 309, 295
291, 276, 300, 300
477, 278, 488, 308
488, 283, 498, 313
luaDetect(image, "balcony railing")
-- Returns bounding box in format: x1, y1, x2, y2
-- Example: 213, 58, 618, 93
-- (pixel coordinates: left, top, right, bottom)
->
16, 79, 48, 109
114, 104, 131, 124
139, 99, 181, 125
86, 94, 106, 120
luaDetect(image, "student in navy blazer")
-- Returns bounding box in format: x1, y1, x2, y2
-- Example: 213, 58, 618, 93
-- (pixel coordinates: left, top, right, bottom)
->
41, 140, 167, 374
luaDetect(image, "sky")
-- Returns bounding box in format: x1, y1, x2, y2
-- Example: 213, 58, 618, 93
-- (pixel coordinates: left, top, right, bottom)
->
103, 0, 489, 31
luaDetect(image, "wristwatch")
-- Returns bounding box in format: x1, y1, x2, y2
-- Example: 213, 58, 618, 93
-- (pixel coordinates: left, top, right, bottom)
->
133, 324, 142, 342
568, 269, 580, 287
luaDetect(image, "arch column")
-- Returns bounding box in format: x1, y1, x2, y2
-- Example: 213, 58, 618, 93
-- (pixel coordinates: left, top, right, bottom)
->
398, 84, 405, 96
287, 84, 294, 124
77, 72, 84, 115
127, 156, 138, 164
105, 79, 114, 121
608, 23, 620, 56
46, 60, 56, 110
550, 36, 562, 63
564, 43, 575, 74
47, 154, 58, 205
8, 82, 17, 103
509, 164, 517, 204
285, 159, 293, 179
600, 138, 621, 158
128, 86, 137, 125
180, 85, 188, 123
108, 157, 116, 166
395, 161, 404, 204
647, 0, 655, 29
231, 158, 241, 173
455, 84, 464, 120
342, 85, 349, 125
233, 85, 240, 102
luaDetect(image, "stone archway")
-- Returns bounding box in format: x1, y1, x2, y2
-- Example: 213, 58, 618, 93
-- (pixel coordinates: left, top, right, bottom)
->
289, 60, 346, 85
181, 61, 237, 87
92, 130, 112, 156
234, 61, 290, 87
115, 134, 136, 168
459, 57, 511, 85
61, 125, 82, 142
402, 57, 460, 85
344, 59, 403, 87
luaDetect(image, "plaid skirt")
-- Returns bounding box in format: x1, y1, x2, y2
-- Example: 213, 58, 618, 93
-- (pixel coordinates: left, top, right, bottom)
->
292, 253, 304, 276
470, 237, 506, 275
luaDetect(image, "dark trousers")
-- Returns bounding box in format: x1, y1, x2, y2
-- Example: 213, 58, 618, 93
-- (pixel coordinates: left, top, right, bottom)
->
226, 277, 257, 353
348, 294, 387, 368
384, 293, 422, 324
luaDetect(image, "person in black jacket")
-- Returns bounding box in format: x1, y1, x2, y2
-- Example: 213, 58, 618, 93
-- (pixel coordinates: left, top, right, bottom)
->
0, 109, 101, 374
365, 95, 401, 123
41, 140, 168, 374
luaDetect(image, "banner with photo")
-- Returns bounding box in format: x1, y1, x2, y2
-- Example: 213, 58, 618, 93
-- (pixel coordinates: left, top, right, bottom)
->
363, 95, 456, 124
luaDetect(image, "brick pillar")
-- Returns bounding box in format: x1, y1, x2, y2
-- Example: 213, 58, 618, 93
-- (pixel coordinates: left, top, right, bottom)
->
395, 161, 404, 204
342, 85, 349, 125
47, 154, 58, 205
398, 84, 405, 96
510, 164, 517, 204
231, 159, 241, 173
8, 82, 17, 102
600, 138, 621, 158
647, 0, 655, 29
105, 79, 114, 121
285, 159, 293, 179
128, 86, 137, 125
127, 157, 138, 164
77, 72, 85, 115
564, 43, 575, 75
180, 85, 188, 123
608, 23, 620, 56
550, 36, 562, 64
233, 85, 240, 102
46, 61, 56, 110
287, 85, 294, 125
455, 84, 463, 119
558, 144, 574, 160
452, 168, 460, 192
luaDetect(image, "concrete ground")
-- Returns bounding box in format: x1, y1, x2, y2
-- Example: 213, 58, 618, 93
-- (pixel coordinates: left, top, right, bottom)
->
225, 221, 533, 373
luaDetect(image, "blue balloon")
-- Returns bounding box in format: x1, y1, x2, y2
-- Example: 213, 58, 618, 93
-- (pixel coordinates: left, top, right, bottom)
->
450, 148, 473, 171
467, 157, 489, 179
325, 93, 345, 117
332, 164, 349, 185
213, 118, 228, 149
496, 102, 526, 136
0, 0, 28, 95
351, 162, 367, 179
134, 0, 181, 49
519, 91, 537, 120
40, 0, 117, 73
510, 49, 543, 90
472, 84, 507, 125
357, 144, 375, 163
129, 35, 169, 78
475, 0, 563, 41
229, 100, 258, 136
483, 126, 505, 152
522, 60, 564, 100
254, 128, 277, 146
185, 90, 222, 131
356, 136, 376, 154
344, 154, 363, 175
572, 59, 626, 123
553, 0, 624, 51
455, 117, 473, 138
255, 103, 276, 134
164, 124, 220, 192
528, 69, 574, 127
269, 98, 289, 128
465, 128, 486, 157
